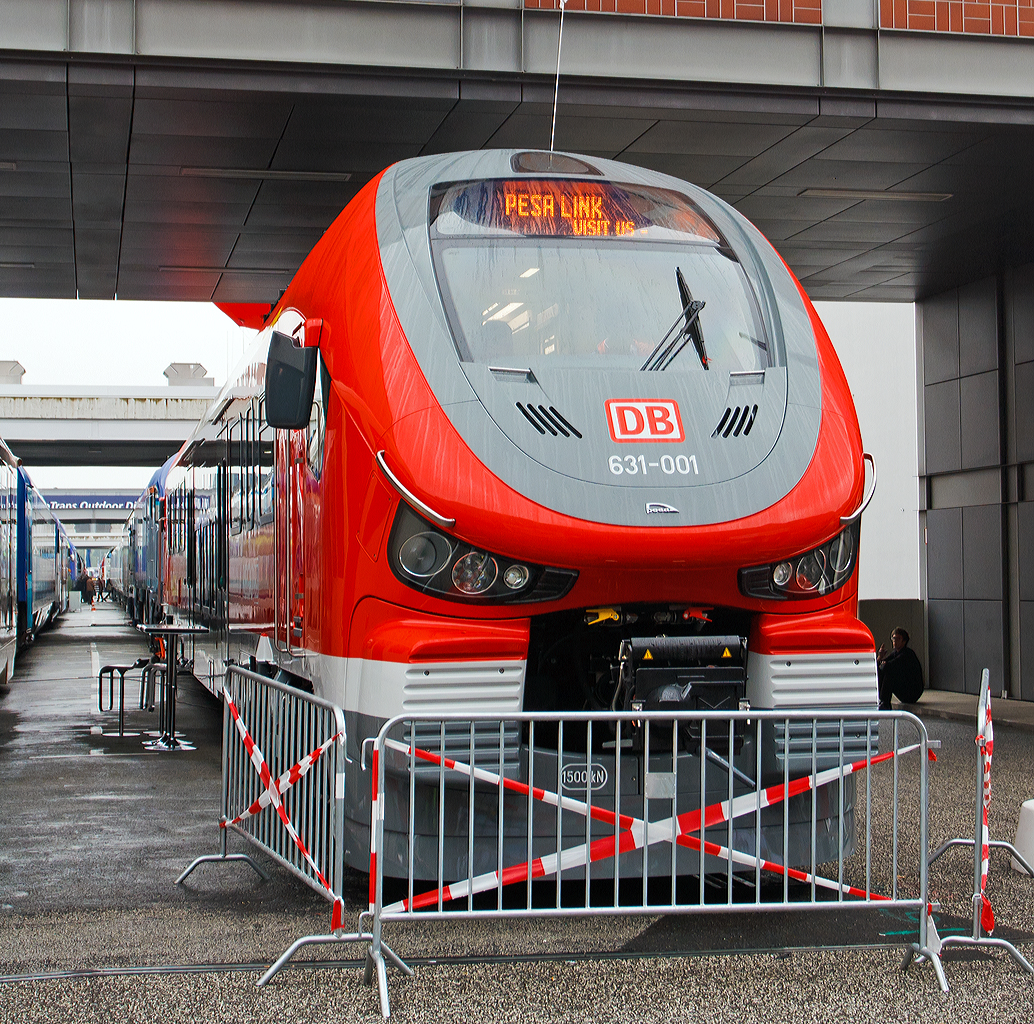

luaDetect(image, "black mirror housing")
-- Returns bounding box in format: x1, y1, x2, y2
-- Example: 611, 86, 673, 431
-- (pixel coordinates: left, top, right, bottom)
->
265, 330, 317, 429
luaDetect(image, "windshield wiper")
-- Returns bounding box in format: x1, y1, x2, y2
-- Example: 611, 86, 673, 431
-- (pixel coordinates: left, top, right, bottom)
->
640, 267, 707, 372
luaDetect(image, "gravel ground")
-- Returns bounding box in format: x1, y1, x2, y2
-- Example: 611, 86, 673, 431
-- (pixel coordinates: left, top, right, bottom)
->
2, 947, 1034, 1024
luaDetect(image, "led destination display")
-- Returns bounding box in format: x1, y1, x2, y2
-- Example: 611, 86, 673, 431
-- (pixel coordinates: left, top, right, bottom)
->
432, 179, 724, 243
501, 188, 636, 237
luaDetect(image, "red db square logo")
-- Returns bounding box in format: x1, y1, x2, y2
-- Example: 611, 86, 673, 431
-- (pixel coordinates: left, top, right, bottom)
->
606, 400, 684, 443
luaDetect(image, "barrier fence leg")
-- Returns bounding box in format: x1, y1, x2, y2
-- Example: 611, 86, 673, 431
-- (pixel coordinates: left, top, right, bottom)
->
177, 696, 269, 884
177, 817, 270, 884
257, 929, 373, 988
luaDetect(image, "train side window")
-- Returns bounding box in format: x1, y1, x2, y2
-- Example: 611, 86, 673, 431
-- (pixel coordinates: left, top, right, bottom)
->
229, 419, 242, 534
177, 490, 184, 553
186, 487, 196, 587
245, 410, 253, 528
306, 358, 326, 479
169, 492, 177, 553
248, 404, 258, 526
258, 399, 273, 522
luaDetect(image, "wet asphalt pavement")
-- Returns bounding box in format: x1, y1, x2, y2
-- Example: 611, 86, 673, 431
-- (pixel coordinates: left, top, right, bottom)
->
1, 605, 1032, 1022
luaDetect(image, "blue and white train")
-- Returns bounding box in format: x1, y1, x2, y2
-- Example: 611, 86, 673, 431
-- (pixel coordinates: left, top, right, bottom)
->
0, 439, 80, 684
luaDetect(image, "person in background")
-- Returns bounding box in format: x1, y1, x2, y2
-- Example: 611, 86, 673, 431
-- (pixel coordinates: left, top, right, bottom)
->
877, 627, 924, 711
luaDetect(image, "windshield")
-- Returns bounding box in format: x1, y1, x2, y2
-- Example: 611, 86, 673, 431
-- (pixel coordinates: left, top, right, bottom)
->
429, 178, 770, 373
434, 242, 769, 372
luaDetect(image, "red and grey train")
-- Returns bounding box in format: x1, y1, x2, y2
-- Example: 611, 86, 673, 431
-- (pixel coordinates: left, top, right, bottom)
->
129, 150, 877, 878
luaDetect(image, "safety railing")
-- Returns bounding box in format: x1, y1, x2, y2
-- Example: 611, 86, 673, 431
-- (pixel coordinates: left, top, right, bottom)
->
364, 708, 942, 1017
176, 666, 408, 987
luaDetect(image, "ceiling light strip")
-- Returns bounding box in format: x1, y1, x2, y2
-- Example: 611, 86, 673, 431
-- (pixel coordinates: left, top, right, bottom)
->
159, 266, 292, 275
181, 167, 352, 182
798, 188, 952, 202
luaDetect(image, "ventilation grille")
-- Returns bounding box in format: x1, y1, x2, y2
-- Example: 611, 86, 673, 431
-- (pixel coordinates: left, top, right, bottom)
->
712, 404, 758, 439
402, 721, 521, 779
517, 403, 583, 439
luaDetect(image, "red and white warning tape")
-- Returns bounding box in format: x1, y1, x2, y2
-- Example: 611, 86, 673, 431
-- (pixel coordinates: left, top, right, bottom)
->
978, 686, 996, 935
223, 687, 345, 930
224, 730, 343, 827
379, 735, 930, 914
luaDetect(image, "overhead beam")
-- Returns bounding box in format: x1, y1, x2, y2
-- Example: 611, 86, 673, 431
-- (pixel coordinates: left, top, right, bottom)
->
4, 438, 184, 467
5, 1, 1034, 101
0, 386, 212, 467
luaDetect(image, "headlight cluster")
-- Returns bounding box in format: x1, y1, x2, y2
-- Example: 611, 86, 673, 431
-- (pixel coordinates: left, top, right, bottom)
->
738, 522, 860, 600
388, 503, 578, 604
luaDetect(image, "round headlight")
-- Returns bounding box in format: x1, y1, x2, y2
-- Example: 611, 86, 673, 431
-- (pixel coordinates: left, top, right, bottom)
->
503, 564, 529, 590
772, 561, 792, 588
795, 551, 825, 591
828, 529, 855, 574
398, 532, 452, 578
452, 551, 498, 594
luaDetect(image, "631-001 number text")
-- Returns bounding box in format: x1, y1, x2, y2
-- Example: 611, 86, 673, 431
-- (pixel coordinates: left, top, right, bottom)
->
609, 454, 699, 476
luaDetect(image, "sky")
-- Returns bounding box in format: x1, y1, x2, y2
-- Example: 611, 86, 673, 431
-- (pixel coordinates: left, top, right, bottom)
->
0, 297, 920, 600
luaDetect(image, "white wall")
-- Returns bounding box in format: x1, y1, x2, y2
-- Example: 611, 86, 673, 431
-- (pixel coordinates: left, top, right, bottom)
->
813, 302, 920, 601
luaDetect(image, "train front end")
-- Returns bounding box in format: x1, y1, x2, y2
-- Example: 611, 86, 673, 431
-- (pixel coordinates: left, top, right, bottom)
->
308, 150, 875, 878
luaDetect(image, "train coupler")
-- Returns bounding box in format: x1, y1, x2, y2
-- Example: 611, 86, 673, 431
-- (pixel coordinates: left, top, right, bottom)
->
620, 634, 747, 754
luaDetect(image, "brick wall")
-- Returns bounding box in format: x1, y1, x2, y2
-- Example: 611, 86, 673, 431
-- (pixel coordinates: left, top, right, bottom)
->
880, 0, 1034, 34
523, 0, 820, 25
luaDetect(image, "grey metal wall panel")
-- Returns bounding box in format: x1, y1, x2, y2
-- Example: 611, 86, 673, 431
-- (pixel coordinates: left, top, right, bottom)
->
822, 0, 877, 28
822, 30, 878, 91
136, 0, 461, 69
69, 0, 135, 54
926, 506, 963, 600
958, 276, 999, 377
1021, 601, 1034, 701
1010, 263, 1034, 366
921, 290, 959, 384
1018, 501, 1034, 602
879, 32, 1034, 99
928, 467, 1000, 510
0, 0, 67, 51
962, 502, 1003, 601
924, 379, 961, 475
522, 13, 822, 86
963, 600, 1005, 695
1016, 360, 1034, 464
463, 9, 520, 74
928, 598, 965, 692
959, 370, 1000, 470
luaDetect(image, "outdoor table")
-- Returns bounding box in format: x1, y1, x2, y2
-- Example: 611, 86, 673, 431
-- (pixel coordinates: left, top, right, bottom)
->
137, 623, 209, 750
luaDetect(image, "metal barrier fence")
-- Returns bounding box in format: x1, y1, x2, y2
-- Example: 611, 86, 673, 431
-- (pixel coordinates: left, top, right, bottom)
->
365, 708, 942, 1016
923, 668, 1034, 988
177, 671, 947, 1018
177, 666, 408, 983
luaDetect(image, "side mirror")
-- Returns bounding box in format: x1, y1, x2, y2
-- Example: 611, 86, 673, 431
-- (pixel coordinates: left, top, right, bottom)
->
265, 330, 317, 429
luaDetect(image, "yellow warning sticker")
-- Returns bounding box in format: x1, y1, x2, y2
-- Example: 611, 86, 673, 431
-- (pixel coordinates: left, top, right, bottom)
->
643, 650, 653, 660
722, 647, 732, 658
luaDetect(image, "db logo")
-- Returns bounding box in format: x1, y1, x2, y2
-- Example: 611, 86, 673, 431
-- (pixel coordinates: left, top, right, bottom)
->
605, 400, 684, 443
